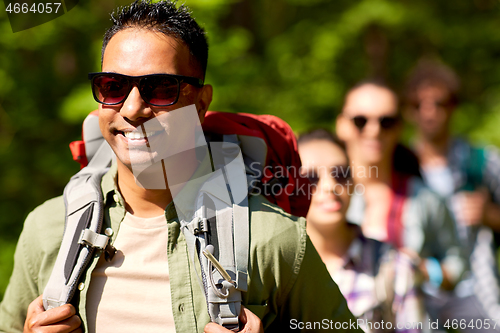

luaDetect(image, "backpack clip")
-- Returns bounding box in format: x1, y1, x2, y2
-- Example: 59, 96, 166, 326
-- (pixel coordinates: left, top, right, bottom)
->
187, 217, 209, 235
204, 245, 236, 298
104, 244, 117, 262
78, 229, 110, 250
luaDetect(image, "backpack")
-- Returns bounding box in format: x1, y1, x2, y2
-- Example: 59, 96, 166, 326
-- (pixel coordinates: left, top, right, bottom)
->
455, 140, 486, 192
43, 108, 310, 330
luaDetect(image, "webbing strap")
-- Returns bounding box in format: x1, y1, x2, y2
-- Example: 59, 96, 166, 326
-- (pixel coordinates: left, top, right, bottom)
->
78, 229, 109, 249
208, 300, 240, 331
232, 203, 248, 291
219, 303, 239, 325
215, 206, 234, 271
219, 136, 249, 291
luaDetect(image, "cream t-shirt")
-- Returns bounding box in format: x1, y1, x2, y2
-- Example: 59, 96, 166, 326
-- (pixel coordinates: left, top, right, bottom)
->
86, 212, 175, 332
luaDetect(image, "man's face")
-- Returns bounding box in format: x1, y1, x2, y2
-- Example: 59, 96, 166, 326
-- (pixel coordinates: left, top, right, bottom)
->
99, 28, 212, 170
337, 84, 401, 166
409, 83, 454, 140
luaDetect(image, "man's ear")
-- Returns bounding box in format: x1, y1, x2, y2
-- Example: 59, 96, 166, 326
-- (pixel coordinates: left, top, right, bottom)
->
197, 84, 213, 124
336, 113, 350, 141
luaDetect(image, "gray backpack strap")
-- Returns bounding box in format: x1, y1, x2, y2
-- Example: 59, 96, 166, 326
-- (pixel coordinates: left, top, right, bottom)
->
218, 136, 249, 292
180, 137, 249, 331
43, 141, 113, 310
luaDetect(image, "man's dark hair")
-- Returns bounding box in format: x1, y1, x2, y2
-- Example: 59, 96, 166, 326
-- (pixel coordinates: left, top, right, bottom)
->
102, 0, 208, 78
404, 58, 460, 106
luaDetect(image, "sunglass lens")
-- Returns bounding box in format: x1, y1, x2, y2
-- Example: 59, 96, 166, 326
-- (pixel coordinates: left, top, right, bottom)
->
141, 76, 179, 106
305, 171, 319, 187
331, 166, 351, 185
352, 116, 368, 130
380, 117, 399, 129
93, 75, 129, 104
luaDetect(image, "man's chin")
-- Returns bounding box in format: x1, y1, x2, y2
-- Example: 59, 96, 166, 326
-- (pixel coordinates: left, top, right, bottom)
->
359, 152, 383, 166
116, 154, 157, 173
422, 127, 446, 141
115, 157, 170, 190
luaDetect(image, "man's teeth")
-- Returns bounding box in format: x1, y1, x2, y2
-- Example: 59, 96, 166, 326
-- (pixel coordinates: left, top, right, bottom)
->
123, 131, 157, 139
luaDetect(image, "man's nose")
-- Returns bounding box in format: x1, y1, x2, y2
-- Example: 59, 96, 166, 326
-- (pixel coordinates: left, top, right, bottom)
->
119, 86, 152, 122
418, 99, 438, 117
363, 119, 381, 138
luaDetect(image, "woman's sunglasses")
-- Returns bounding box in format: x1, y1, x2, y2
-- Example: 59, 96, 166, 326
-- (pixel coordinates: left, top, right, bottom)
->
304, 166, 352, 187
350, 115, 400, 131
88, 72, 204, 106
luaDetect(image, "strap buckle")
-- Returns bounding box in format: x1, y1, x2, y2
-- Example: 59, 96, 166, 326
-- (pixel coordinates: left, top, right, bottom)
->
187, 217, 209, 235
78, 229, 109, 250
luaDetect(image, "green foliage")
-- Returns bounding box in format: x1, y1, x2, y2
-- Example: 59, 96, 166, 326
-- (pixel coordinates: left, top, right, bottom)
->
0, 240, 15, 300
0, 0, 133, 300
1, 0, 500, 301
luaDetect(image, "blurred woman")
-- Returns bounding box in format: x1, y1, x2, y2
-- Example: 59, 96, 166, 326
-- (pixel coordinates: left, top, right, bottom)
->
298, 129, 423, 333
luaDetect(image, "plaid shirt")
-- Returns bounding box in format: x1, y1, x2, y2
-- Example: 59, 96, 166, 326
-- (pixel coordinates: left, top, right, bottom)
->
332, 226, 424, 333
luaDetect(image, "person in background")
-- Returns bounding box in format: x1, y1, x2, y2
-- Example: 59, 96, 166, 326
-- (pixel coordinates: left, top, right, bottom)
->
335, 80, 465, 301
298, 128, 424, 333
405, 59, 500, 332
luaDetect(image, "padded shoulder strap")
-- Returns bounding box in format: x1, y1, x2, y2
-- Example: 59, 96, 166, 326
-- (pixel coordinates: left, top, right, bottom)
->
180, 137, 249, 331
43, 141, 113, 310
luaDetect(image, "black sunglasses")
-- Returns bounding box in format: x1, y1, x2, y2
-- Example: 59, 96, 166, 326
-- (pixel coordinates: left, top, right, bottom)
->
410, 99, 454, 110
305, 166, 352, 187
350, 115, 400, 131
88, 72, 204, 106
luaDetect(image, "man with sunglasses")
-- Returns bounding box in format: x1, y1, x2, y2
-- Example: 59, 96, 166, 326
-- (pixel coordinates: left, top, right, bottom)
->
336, 81, 466, 299
405, 59, 500, 332
0, 1, 360, 333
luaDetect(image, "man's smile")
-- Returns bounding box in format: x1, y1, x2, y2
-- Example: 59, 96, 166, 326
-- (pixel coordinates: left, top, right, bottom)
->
114, 127, 165, 145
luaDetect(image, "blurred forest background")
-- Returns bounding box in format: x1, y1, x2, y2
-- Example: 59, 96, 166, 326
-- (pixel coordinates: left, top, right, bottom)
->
1, 0, 500, 300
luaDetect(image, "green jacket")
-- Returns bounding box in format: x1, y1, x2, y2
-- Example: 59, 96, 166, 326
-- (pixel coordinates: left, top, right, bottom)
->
0, 167, 361, 332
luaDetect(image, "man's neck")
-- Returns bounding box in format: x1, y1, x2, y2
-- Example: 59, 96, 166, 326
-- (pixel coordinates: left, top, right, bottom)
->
117, 162, 173, 218
415, 131, 450, 167
352, 158, 393, 186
